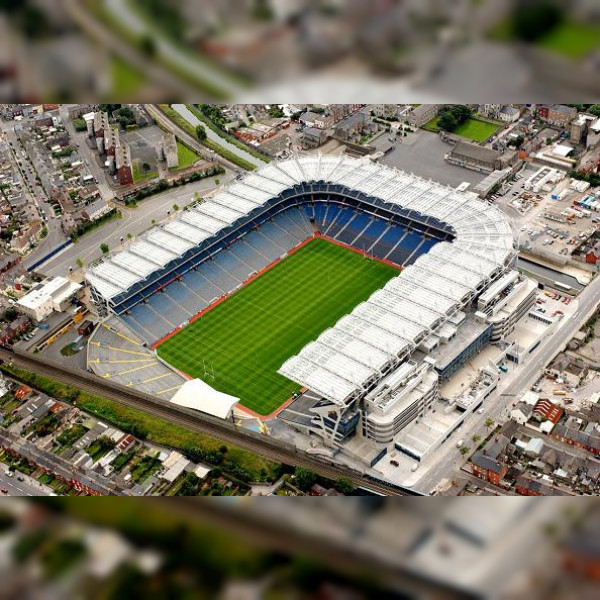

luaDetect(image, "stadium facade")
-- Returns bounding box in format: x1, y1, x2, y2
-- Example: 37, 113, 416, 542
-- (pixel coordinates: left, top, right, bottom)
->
86, 154, 534, 461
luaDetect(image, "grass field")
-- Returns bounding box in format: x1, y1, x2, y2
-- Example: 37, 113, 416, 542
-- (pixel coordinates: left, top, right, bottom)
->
132, 160, 158, 183
423, 117, 501, 142
157, 238, 399, 416
174, 141, 200, 171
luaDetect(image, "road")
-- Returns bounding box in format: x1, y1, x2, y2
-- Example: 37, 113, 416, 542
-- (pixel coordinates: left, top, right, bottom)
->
38, 173, 235, 277
413, 271, 600, 493
0, 469, 53, 496
0, 348, 420, 497
171, 104, 265, 169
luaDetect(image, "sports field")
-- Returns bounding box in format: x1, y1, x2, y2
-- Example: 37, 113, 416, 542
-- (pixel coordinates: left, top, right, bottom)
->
157, 238, 399, 416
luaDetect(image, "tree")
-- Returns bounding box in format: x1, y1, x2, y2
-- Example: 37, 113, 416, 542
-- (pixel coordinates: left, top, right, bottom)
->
459, 445, 470, 456
142, 162, 151, 172
75, 258, 84, 269
73, 118, 87, 132
126, 233, 133, 240
172, 204, 179, 211
214, 178, 220, 185
195, 124, 207, 142
472, 434, 482, 444
100, 243, 109, 255
294, 467, 317, 492
484, 418, 495, 430
437, 112, 458, 132
334, 476, 355, 495
3, 307, 18, 321
588, 105, 600, 117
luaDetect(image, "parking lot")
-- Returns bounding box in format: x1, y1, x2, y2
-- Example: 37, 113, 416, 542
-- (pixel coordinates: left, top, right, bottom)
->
121, 125, 165, 171
491, 166, 599, 276
378, 130, 487, 188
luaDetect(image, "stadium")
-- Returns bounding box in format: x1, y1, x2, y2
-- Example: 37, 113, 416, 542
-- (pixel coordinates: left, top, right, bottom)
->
86, 154, 527, 463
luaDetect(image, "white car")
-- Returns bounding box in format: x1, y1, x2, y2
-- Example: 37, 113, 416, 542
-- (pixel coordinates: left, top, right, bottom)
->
456, 439, 464, 448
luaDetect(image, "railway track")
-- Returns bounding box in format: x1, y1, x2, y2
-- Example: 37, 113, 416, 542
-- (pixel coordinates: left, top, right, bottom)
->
0, 348, 422, 496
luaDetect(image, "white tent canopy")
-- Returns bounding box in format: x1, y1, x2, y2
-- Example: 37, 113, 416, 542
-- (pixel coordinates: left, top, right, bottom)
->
170, 379, 239, 419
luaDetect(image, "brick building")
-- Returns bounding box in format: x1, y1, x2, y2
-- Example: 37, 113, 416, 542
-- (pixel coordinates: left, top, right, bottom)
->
537, 104, 577, 128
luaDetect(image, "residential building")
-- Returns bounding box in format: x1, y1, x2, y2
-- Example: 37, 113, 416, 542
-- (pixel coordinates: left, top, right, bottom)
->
301, 127, 327, 150
470, 452, 508, 486
551, 421, 600, 457
299, 111, 322, 128
328, 104, 360, 124
0, 316, 30, 346
334, 113, 375, 141
498, 106, 520, 123
515, 476, 562, 496
314, 113, 334, 129
82, 199, 111, 222
372, 104, 398, 119
537, 104, 577, 128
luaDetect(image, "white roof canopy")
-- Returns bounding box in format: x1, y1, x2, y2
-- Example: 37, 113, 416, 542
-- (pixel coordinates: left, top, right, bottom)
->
170, 379, 239, 419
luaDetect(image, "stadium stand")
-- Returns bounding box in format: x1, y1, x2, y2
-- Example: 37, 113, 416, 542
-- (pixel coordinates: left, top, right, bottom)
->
87, 318, 185, 398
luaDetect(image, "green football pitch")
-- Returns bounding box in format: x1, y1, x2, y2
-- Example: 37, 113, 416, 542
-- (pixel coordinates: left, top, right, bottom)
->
157, 238, 400, 416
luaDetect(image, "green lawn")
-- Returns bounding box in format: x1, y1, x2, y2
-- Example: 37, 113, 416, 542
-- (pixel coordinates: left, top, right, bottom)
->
133, 160, 158, 183
423, 117, 501, 142
539, 22, 600, 60
157, 238, 399, 415
173, 141, 200, 171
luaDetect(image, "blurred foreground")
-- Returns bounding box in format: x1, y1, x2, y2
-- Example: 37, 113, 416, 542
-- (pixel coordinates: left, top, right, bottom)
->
0, 497, 599, 599
2, 1, 600, 102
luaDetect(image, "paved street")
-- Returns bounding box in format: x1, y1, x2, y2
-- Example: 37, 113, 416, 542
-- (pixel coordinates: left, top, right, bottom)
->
412, 272, 600, 493
0, 469, 53, 497
39, 173, 235, 277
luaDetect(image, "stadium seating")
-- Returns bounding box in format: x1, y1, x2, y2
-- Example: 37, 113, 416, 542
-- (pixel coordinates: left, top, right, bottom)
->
114, 201, 440, 344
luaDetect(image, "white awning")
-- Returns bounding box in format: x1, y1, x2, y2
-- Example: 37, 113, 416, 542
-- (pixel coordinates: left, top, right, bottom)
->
170, 379, 239, 419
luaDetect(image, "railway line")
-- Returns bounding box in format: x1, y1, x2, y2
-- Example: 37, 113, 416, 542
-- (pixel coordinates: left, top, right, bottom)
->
0, 348, 422, 497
